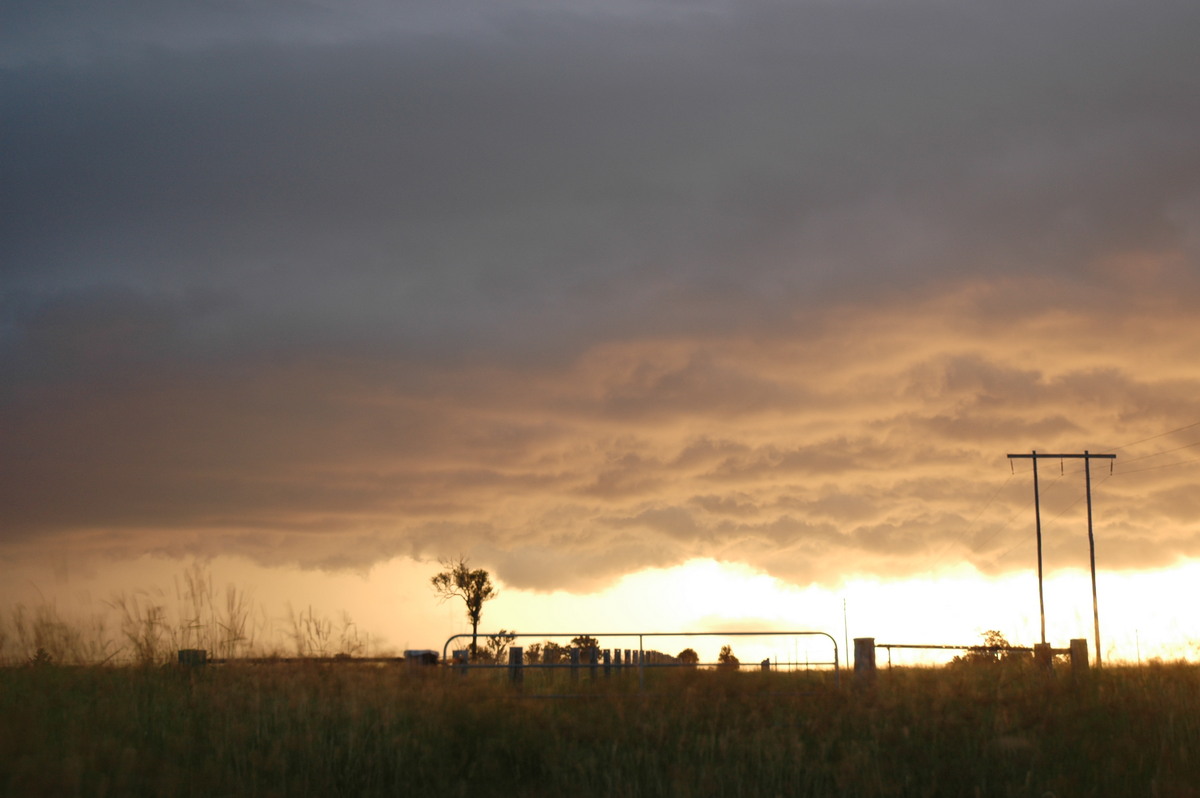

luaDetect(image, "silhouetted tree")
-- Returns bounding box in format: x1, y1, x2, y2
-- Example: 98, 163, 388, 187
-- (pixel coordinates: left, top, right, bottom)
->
431, 556, 496, 658
717, 644, 740, 671
483, 630, 517, 664
953, 630, 1026, 666
541, 641, 568, 664
677, 647, 699, 667
571, 635, 600, 652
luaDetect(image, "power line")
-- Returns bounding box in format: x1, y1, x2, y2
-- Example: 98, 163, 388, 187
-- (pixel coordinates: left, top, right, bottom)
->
973, 490, 1044, 558
993, 475, 1113, 563
925, 472, 1015, 571
1108, 420, 1200, 452
1112, 457, 1200, 477
970, 466, 1074, 565
943, 422, 1195, 567
1115, 440, 1200, 466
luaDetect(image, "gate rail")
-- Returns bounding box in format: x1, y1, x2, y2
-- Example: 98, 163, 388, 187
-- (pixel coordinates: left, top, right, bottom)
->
441, 630, 840, 689
874, 642, 1037, 668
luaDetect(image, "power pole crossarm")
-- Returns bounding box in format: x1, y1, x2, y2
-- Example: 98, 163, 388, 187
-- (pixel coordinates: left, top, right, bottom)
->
1007, 454, 1116, 461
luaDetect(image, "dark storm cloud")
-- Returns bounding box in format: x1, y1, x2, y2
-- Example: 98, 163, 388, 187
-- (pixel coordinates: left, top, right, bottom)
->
6, 0, 1199, 355
3, 0, 1200, 589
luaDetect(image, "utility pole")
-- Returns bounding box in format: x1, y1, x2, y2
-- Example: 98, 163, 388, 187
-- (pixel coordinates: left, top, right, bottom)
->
1007, 450, 1115, 665
842, 598, 849, 670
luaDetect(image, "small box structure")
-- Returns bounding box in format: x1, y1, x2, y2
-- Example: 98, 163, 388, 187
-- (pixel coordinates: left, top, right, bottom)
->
404, 649, 439, 666
178, 649, 207, 667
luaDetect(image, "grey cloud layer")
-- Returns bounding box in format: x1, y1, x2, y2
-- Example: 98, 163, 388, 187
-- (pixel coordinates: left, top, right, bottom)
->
3, 0, 1200, 589
6, 0, 1199, 353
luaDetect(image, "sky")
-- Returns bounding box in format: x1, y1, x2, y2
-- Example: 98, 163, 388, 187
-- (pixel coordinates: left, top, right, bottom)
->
3, 0, 1200, 664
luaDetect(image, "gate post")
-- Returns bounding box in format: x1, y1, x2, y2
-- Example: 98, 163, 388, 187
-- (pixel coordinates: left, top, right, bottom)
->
1069, 638, 1090, 680
509, 647, 523, 685
1033, 643, 1054, 673
854, 638, 876, 687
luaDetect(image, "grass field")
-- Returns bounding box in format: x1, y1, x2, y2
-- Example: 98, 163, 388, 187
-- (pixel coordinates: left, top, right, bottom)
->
3, 659, 1199, 797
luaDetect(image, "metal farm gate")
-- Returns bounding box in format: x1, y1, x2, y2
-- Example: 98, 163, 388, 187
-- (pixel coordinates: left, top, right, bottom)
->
439, 630, 840, 693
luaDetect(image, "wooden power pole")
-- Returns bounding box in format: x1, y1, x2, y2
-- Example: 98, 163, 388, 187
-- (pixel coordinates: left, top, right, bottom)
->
1007, 450, 1115, 666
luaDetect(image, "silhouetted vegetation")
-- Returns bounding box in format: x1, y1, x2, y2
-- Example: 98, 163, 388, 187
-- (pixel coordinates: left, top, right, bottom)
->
570, 634, 600, 651
6, 573, 1199, 795
430, 556, 496, 659
717, 644, 740, 670
948, 629, 1028, 667
481, 630, 517, 664
540, 641, 570, 664
3, 660, 1200, 795
0, 566, 375, 667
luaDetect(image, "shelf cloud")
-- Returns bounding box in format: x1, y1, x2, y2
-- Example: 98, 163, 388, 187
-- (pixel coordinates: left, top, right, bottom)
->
3, 0, 1200, 592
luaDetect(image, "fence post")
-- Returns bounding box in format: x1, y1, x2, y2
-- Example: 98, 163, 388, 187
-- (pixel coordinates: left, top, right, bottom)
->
570, 647, 580, 681
508, 647, 523, 685
854, 638, 876, 687
1033, 643, 1054, 673
603, 649, 611, 678
454, 649, 470, 676
1069, 638, 1090, 680
589, 646, 599, 679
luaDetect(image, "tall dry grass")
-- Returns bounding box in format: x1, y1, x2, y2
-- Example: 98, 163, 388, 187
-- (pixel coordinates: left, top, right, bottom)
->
0, 602, 115, 666
0, 565, 372, 666
2, 659, 1199, 796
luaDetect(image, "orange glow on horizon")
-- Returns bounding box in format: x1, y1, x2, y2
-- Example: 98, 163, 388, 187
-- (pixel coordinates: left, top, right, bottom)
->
2, 554, 1196, 666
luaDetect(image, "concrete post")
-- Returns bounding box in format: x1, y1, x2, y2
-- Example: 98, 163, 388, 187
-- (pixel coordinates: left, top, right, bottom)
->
1069, 638, 1090, 680
570, 647, 580, 681
603, 649, 612, 678
1034, 643, 1054, 672
853, 638, 876, 686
